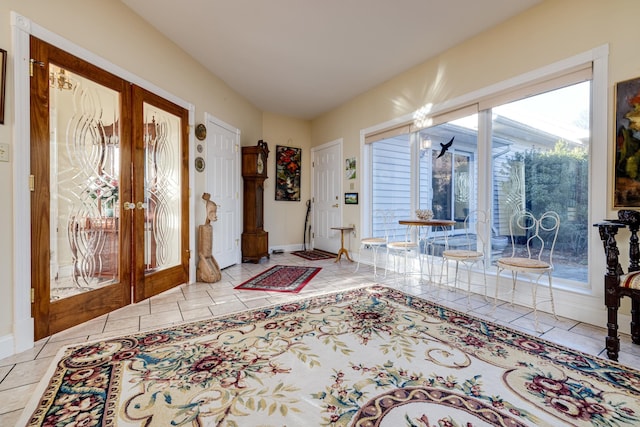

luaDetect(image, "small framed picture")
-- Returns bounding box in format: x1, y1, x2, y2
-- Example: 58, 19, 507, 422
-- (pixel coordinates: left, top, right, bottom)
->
345, 192, 358, 205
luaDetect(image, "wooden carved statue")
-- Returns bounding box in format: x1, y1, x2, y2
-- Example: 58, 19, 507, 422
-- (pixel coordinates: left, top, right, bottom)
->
196, 193, 222, 283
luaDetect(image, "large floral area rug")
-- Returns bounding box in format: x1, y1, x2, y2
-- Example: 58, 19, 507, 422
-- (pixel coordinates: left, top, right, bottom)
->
20, 285, 640, 426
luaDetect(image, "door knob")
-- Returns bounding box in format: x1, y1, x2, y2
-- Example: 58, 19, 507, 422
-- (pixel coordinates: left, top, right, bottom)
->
123, 202, 136, 210
137, 201, 148, 210
332, 204, 339, 208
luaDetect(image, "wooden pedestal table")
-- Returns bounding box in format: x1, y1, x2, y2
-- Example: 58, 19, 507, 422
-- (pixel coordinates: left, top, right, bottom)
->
331, 226, 355, 262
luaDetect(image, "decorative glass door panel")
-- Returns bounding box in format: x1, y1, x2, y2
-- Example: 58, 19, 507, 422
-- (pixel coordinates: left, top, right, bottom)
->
50, 65, 121, 300
143, 102, 181, 273
31, 37, 188, 339
131, 87, 189, 302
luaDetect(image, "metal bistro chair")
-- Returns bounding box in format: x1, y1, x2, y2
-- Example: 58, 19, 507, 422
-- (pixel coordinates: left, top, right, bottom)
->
440, 210, 490, 302
354, 210, 391, 278
495, 210, 560, 331
387, 217, 421, 282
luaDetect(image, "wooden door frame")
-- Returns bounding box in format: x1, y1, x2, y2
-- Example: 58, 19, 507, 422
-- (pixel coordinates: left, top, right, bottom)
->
30, 37, 134, 339
11, 13, 195, 350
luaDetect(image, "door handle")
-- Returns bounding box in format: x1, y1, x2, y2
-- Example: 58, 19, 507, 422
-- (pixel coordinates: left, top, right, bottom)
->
137, 201, 147, 210
123, 202, 136, 210
332, 204, 339, 208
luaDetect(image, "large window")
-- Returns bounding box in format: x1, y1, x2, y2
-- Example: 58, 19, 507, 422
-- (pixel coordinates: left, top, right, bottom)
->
369, 75, 591, 286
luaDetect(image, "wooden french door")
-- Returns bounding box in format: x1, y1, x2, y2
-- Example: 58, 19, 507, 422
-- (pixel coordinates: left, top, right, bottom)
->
131, 87, 190, 302
30, 37, 189, 340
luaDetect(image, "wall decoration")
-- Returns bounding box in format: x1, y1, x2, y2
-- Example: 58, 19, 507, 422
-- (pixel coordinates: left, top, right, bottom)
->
345, 192, 358, 205
195, 156, 205, 172
195, 123, 207, 140
275, 145, 301, 201
0, 49, 6, 125
615, 77, 640, 207
345, 157, 356, 180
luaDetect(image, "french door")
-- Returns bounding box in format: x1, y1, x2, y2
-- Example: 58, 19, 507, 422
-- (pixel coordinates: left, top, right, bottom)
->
30, 37, 189, 340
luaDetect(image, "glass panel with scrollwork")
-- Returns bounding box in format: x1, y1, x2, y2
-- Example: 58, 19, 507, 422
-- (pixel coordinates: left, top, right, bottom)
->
143, 103, 181, 272
49, 65, 120, 301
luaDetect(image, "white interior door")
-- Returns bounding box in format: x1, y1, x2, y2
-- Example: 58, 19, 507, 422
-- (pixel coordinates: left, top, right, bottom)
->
312, 139, 342, 253
205, 115, 241, 268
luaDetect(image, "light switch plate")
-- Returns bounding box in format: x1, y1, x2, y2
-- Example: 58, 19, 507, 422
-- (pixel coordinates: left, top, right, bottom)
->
0, 143, 9, 162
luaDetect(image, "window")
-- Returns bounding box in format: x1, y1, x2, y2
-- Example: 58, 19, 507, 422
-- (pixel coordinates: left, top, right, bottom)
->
367, 61, 594, 288
491, 82, 590, 283
372, 134, 411, 241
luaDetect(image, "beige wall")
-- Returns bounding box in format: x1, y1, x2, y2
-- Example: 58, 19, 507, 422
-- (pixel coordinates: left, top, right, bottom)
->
309, 0, 638, 324
1, 0, 638, 348
311, 0, 635, 257
0, 0, 263, 339
262, 113, 312, 249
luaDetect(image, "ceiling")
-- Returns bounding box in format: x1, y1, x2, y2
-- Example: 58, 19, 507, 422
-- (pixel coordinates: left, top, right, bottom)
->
121, 0, 541, 120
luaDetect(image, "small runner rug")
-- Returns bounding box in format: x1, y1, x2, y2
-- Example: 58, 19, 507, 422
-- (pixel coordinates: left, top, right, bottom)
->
291, 249, 335, 260
19, 285, 640, 426
234, 265, 321, 292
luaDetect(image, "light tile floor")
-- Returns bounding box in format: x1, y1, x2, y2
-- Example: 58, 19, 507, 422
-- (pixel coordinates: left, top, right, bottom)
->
2, 252, 640, 425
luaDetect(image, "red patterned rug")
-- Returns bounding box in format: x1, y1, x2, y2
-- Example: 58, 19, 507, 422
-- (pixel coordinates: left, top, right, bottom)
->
234, 265, 321, 292
291, 249, 335, 260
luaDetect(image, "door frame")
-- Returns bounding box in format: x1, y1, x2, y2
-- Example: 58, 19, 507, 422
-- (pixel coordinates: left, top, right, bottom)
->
311, 138, 343, 253
11, 13, 196, 352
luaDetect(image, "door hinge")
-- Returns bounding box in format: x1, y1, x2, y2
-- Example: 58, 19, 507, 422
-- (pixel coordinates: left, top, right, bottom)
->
29, 174, 35, 192
31, 288, 35, 303
30, 59, 44, 77
187, 249, 191, 259
235, 144, 239, 152
312, 232, 315, 239
235, 238, 239, 246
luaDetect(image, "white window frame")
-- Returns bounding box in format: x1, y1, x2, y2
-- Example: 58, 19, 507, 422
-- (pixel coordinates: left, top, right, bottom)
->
361, 45, 608, 302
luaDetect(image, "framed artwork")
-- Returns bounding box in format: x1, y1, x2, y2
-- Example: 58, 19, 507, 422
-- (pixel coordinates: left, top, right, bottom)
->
615, 76, 640, 207
345, 192, 358, 205
345, 157, 356, 180
275, 145, 301, 201
0, 49, 6, 125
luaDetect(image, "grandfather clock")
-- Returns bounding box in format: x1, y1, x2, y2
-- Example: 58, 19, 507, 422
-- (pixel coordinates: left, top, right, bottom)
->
241, 140, 270, 263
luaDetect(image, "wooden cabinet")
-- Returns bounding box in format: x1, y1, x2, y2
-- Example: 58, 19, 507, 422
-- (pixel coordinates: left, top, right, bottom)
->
241, 140, 270, 263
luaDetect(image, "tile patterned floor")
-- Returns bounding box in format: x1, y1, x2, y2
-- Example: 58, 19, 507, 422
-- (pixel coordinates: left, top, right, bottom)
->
2, 252, 640, 425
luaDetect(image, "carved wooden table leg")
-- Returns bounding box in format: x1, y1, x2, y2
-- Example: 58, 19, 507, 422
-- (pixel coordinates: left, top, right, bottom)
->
599, 223, 624, 361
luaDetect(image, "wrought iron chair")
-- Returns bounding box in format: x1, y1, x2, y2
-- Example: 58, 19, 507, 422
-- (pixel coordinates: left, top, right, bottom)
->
354, 210, 391, 278
387, 214, 421, 281
440, 210, 490, 301
495, 210, 560, 331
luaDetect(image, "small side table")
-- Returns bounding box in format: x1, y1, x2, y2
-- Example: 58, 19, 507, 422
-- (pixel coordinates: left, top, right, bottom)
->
331, 226, 354, 262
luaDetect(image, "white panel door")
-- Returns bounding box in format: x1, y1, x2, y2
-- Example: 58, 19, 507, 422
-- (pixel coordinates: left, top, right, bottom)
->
205, 115, 241, 269
312, 140, 342, 253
